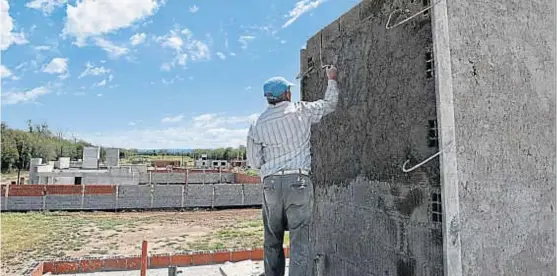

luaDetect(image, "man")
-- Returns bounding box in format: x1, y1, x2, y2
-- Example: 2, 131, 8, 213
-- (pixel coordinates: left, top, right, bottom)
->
247, 66, 339, 276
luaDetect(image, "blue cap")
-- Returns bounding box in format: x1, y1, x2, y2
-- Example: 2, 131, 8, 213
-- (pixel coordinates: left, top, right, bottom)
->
263, 77, 295, 99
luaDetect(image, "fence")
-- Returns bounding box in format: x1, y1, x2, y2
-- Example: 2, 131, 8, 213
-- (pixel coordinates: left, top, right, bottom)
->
0, 183, 262, 212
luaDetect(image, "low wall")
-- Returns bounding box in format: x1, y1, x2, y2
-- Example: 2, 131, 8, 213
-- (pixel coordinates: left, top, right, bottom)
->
0, 183, 262, 212
23, 247, 290, 275
148, 172, 260, 185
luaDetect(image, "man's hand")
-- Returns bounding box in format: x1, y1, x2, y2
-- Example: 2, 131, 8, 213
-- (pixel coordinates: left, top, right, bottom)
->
326, 65, 337, 80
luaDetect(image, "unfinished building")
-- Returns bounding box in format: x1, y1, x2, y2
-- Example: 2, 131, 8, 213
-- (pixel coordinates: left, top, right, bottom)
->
301, 0, 555, 275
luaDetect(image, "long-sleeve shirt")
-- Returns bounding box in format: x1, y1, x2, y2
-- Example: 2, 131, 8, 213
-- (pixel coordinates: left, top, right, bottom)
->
247, 80, 339, 178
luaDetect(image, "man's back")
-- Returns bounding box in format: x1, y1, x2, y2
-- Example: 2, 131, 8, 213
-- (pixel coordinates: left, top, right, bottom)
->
251, 101, 313, 177
247, 79, 339, 177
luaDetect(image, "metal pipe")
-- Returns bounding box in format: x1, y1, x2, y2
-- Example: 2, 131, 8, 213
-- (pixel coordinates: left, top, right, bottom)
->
140, 240, 148, 276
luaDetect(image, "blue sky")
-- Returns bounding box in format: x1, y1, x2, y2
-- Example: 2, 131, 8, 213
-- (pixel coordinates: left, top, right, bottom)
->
1, 0, 357, 149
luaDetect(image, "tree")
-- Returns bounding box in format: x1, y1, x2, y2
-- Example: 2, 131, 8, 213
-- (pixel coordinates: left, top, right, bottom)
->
14, 135, 31, 184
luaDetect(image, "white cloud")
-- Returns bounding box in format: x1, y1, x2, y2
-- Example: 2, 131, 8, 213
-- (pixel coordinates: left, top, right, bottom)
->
160, 32, 183, 51
189, 40, 210, 61
282, 0, 326, 28
245, 86, 252, 91
189, 5, 199, 13
280, 40, 287, 44
156, 28, 211, 70
216, 52, 226, 60
42, 57, 69, 74
26, 0, 65, 15
97, 93, 103, 97
1, 86, 50, 105
95, 79, 107, 87
78, 113, 258, 148
94, 37, 129, 58
0, 65, 12, 78
238, 35, 255, 49
79, 62, 111, 78
161, 114, 184, 123
35, 45, 51, 51
1, 0, 29, 51
63, 0, 161, 44
192, 113, 259, 128
229, 52, 236, 56
130, 32, 147, 46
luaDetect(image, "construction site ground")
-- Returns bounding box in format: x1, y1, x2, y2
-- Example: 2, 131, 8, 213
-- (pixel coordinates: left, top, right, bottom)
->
74, 259, 289, 276
1, 208, 288, 275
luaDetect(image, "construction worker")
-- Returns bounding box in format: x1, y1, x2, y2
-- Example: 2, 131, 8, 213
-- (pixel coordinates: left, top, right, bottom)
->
247, 65, 339, 276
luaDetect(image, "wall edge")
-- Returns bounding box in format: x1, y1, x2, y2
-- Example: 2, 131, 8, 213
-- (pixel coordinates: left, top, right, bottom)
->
431, 1, 463, 276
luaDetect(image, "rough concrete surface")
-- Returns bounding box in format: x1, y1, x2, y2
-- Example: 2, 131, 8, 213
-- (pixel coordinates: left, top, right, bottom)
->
442, 0, 556, 275
301, 1, 443, 275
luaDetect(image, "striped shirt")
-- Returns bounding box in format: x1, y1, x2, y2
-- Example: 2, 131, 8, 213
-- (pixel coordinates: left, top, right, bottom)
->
247, 80, 339, 178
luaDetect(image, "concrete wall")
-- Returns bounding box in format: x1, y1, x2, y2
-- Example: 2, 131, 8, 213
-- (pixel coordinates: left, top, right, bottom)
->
433, 1, 556, 275
302, 1, 442, 275
82, 147, 100, 169
0, 183, 262, 211
38, 171, 142, 185
105, 148, 120, 167
34, 171, 251, 186
150, 172, 235, 184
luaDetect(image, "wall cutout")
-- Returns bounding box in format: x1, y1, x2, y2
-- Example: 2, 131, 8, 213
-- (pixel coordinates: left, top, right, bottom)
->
427, 119, 439, 147
431, 192, 442, 223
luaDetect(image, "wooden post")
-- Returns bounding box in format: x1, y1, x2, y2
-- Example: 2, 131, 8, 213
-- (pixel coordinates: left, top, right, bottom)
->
140, 240, 148, 276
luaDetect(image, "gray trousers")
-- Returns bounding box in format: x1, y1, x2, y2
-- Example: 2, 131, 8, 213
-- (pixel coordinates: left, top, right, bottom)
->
262, 173, 313, 276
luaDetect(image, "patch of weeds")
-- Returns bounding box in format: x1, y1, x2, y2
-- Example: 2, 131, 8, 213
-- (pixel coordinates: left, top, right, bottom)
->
89, 249, 109, 255
211, 242, 225, 250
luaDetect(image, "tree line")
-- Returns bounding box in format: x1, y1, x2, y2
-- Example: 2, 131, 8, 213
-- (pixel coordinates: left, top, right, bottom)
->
135, 147, 247, 161
1, 121, 247, 174
1, 121, 94, 173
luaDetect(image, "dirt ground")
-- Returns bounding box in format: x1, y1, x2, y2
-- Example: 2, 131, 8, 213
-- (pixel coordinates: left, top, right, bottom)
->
1, 208, 287, 276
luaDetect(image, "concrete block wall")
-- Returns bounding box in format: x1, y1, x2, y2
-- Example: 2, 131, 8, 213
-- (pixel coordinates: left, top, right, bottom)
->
149, 171, 251, 184
301, 1, 442, 275
0, 183, 262, 211
118, 185, 152, 209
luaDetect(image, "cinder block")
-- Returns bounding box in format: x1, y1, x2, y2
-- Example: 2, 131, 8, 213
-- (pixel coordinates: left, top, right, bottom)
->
153, 185, 182, 208
7, 196, 43, 211
242, 184, 262, 206
83, 195, 116, 210
45, 195, 82, 210
214, 184, 243, 207
185, 184, 213, 207
118, 186, 151, 209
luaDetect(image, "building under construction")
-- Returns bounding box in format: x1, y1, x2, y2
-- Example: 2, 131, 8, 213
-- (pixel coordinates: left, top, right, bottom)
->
301, 0, 555, 275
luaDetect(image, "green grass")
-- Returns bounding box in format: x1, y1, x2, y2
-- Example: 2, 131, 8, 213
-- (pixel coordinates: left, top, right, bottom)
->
245, 169, 259, 176
1, 212, 136, 267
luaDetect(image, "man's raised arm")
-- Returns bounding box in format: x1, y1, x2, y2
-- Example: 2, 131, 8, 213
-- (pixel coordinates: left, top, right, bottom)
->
296, 65, 339, 124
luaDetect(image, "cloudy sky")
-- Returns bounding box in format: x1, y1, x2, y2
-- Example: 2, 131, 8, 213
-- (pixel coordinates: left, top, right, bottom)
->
1, 0, 357, 149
